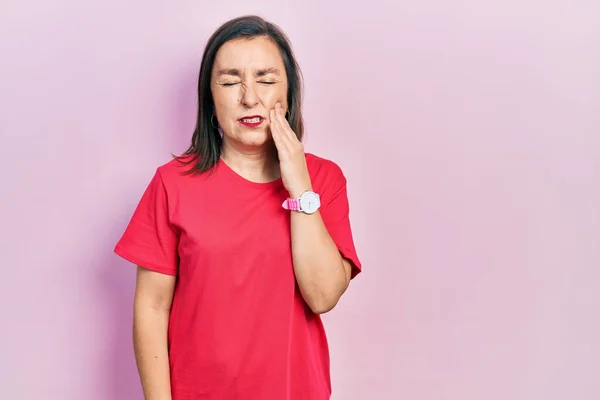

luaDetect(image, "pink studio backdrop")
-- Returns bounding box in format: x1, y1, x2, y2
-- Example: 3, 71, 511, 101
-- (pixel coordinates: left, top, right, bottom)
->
1, 1, 599, 399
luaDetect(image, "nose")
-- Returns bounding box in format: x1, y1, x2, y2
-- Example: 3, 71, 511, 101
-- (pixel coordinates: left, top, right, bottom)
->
240, 82, 259, 108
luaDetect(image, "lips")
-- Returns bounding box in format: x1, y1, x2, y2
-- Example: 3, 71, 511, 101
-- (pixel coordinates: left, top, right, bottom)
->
238, 115, 265, 127
239, 115, 264, 123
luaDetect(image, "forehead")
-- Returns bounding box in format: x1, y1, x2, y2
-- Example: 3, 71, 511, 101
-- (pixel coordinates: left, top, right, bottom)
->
213, 36, 285, 71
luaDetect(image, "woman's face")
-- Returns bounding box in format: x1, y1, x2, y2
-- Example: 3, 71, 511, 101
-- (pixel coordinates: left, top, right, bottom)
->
211, 36, 289, 150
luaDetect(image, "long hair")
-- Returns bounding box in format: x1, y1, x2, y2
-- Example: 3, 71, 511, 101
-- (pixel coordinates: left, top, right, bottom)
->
175, 15, 305, 175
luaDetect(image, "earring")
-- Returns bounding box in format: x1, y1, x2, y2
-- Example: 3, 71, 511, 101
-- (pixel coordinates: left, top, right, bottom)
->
211, 114, 219, 128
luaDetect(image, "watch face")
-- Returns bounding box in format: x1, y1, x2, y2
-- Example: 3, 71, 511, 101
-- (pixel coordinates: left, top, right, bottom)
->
299, 191, 320, 214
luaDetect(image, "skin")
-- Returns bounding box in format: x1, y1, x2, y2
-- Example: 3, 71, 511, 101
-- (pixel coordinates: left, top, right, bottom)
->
212, 36, 287, 182
133, 36, 353, 400
133, 266, 175, 400
211, 35, 352, 311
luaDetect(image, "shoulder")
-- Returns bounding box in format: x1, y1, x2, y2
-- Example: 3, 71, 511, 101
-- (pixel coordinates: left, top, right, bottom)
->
152, 154, 207, 191
305, 153, 348, 199
305, 152, 346, 183
156, 155, 193, 176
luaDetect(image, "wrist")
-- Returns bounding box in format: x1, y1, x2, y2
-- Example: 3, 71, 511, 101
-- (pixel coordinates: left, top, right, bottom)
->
288, 186, 312, 199
283, 188, 321, 214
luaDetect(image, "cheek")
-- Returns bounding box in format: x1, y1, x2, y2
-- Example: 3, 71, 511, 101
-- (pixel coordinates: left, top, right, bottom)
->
212, 90, 238, 119
258, 85, 287, 106
213, 88, 238, 106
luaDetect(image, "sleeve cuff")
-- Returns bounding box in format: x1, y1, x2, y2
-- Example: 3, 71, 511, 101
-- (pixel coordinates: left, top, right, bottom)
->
114, 244, 178, 276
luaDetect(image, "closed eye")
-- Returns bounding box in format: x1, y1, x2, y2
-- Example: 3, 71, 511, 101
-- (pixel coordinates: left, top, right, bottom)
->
220, 81, 276, 87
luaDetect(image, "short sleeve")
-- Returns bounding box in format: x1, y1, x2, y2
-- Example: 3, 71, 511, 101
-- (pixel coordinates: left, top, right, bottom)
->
320, 166, 362, 279
114, 169, 179, 276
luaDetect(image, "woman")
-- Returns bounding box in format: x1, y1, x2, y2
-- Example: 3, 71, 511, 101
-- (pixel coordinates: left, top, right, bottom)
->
114, 15, 362, 400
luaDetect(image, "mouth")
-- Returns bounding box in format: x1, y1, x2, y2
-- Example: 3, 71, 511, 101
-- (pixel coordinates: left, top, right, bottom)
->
238, 115, 265, 127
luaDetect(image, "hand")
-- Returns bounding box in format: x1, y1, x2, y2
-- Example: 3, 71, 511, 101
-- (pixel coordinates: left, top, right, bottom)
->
270, 103, 312, 198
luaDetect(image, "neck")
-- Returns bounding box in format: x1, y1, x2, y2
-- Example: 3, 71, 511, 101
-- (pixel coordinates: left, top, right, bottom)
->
220, 139, 280, 183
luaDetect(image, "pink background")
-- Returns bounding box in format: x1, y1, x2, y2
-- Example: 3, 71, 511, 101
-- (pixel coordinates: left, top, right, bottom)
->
1, 1, 599, 399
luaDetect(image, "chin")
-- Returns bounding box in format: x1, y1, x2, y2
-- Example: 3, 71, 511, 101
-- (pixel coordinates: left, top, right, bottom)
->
238, 129, 271, 147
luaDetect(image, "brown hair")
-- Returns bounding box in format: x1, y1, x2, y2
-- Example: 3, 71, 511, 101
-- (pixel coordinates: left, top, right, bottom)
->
175, 15, 304, 174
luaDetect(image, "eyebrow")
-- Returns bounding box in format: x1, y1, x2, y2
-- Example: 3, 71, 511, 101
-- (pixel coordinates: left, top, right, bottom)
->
216, 67, 281, 77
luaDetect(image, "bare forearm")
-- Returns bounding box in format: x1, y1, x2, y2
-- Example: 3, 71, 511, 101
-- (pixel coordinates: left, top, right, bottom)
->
290, 210, 349, 314
133, 305, 172, 400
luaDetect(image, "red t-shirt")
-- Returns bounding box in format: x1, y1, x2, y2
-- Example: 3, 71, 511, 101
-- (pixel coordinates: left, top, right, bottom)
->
114, 152, 362, 400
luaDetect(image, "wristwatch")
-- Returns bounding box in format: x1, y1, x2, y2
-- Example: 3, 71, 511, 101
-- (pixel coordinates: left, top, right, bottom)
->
282, 190, 321, 214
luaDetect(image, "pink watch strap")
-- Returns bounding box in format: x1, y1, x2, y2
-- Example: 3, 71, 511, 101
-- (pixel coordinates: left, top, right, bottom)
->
282, 198, 301, 211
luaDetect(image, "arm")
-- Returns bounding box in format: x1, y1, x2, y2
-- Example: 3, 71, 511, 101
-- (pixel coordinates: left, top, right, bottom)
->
269, 102, 359, 314
133, 266, 176, 400
290, 209, 353, 314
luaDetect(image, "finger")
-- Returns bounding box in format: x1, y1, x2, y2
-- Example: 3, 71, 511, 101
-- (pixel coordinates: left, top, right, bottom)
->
272, 108, 292, 145
275, 105, 304, 156
275, 103, 297, 141
270, 109, 288, 152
